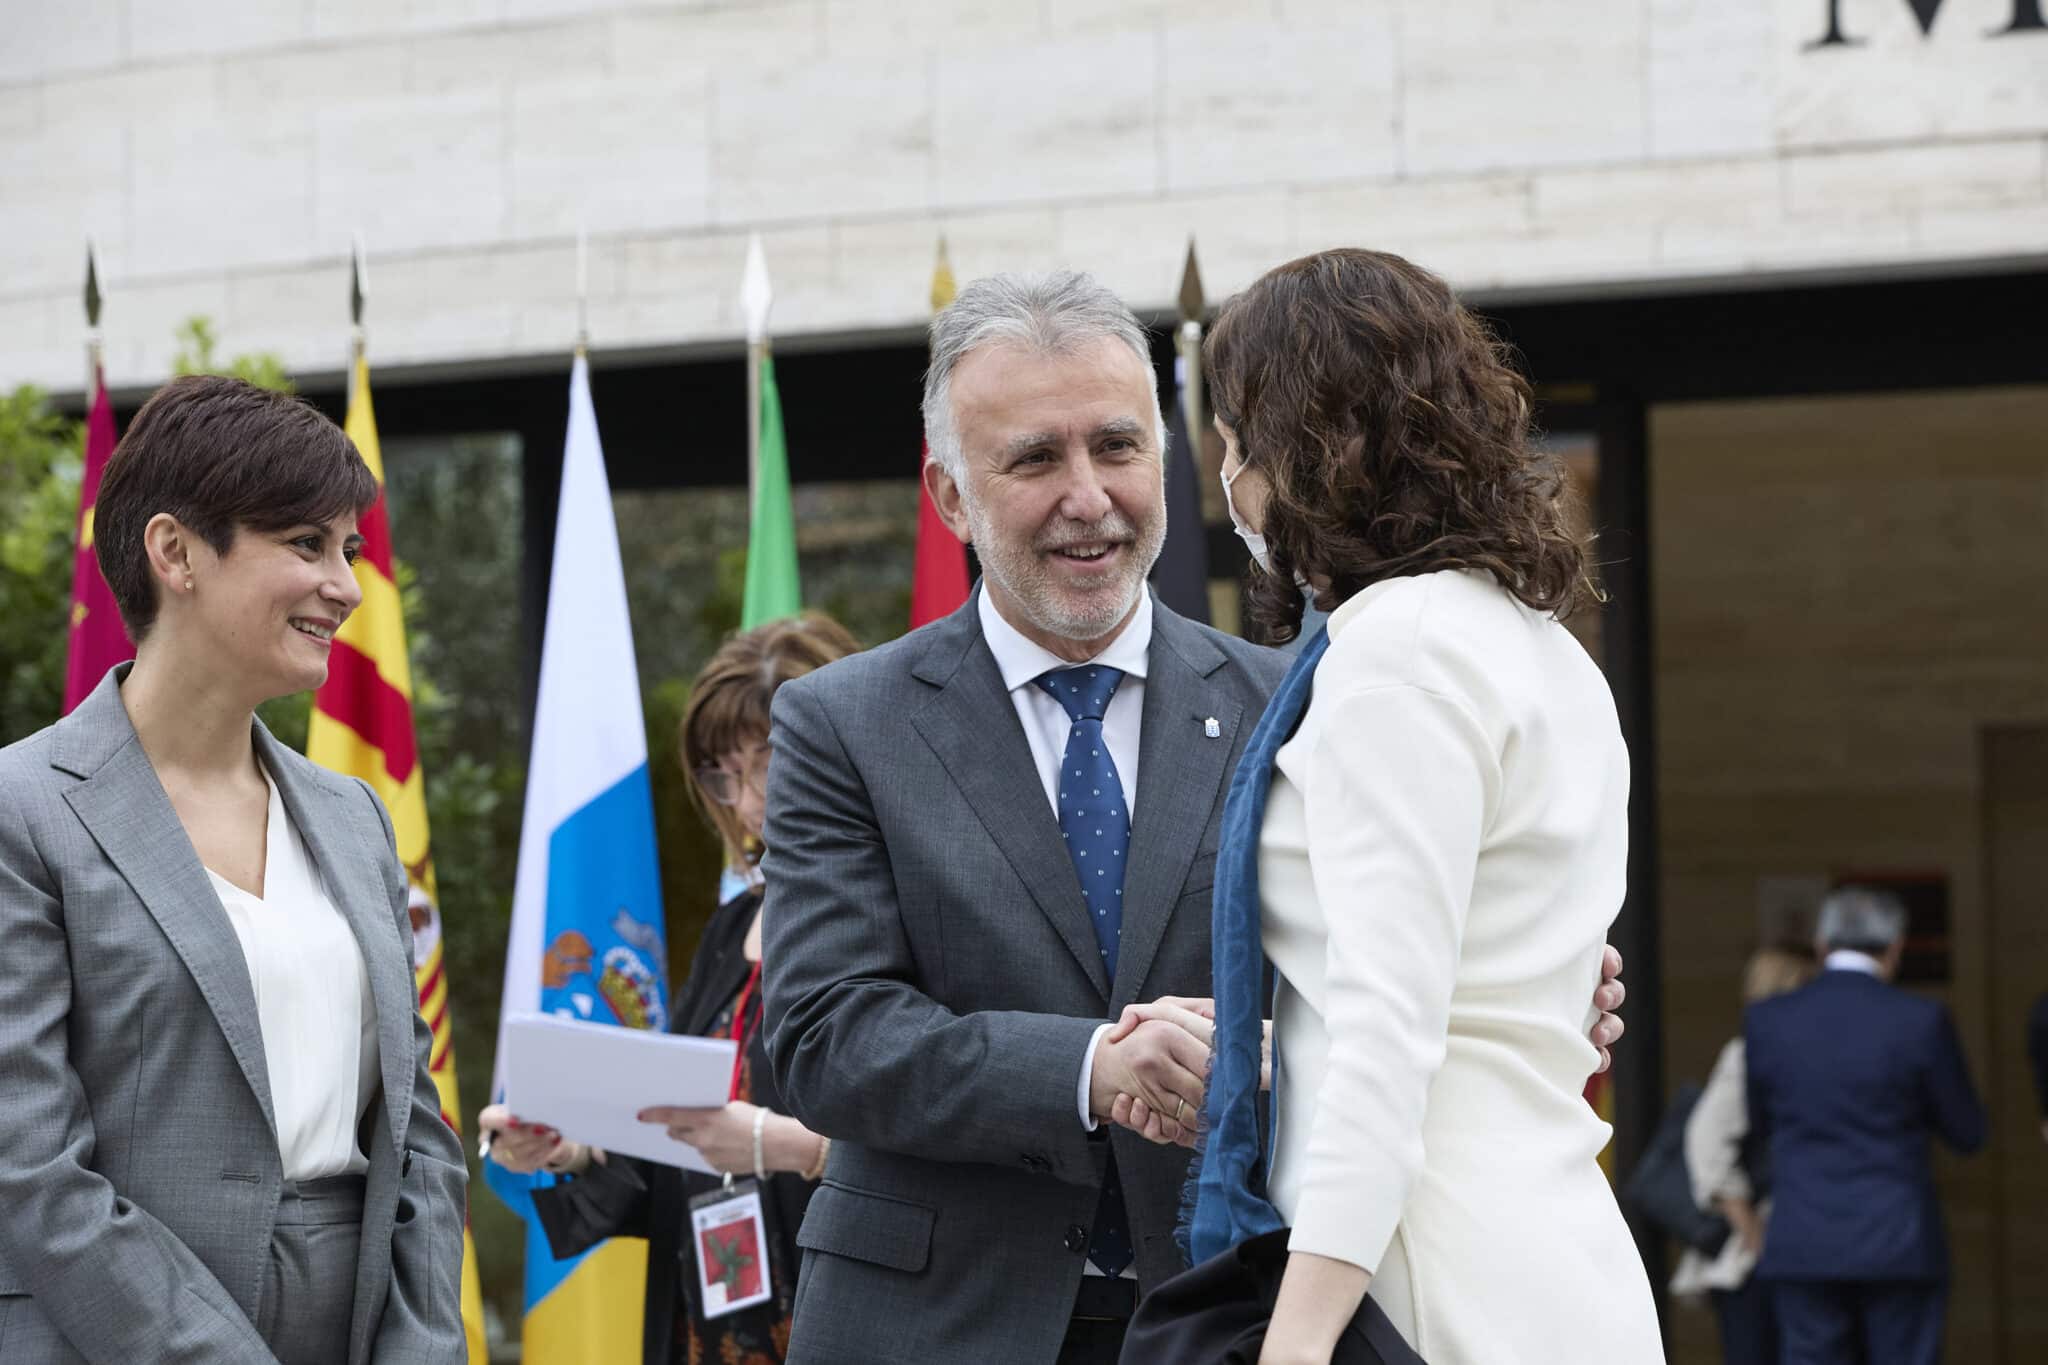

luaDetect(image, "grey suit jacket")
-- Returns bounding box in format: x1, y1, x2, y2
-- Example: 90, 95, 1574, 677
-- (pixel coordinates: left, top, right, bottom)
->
0, 666, 469, 1364
761, 593, 1288, 1365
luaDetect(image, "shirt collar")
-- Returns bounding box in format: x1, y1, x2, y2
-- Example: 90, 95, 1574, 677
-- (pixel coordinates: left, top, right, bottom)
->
1825, 948, 1884, 976
978, 586, 1153, 695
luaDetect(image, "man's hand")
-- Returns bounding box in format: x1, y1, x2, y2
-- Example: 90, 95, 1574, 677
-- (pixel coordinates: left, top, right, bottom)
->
1090, 998, 1210, 1142
1591, 945, 1626, 1074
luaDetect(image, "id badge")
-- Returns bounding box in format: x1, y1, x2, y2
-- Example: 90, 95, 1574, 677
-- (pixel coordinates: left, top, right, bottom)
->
689, 1180, 775, 1319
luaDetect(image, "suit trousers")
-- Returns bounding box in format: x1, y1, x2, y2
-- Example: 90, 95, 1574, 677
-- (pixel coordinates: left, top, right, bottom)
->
258, 1175, 366, 1365
1712, 1278, 1779, 1365
1772, 1280, 1944, 1365
0, 1176, 364, 1364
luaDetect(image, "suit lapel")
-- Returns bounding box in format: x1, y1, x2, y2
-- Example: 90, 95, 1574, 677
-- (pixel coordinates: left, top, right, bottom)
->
910, 602, 1112, 999
55, 674, 278, 1143
260, 727, 416, 1159
1115, 607, 1240, 1010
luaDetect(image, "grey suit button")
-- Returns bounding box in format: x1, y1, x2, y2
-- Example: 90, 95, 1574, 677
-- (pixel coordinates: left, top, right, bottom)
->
1064, 1224, 1088, 1254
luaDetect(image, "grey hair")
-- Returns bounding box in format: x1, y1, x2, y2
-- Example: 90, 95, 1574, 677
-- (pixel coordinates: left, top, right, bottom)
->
1816, 886, 1910, 955
922, 270, 1163, 484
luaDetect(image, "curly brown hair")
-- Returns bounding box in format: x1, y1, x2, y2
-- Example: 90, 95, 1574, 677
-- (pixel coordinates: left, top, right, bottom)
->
1204, 248, 1596, 642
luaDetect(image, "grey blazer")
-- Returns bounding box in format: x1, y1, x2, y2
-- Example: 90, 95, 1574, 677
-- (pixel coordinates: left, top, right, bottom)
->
0, 666, 469, 1364
761, 593, 1288, 1365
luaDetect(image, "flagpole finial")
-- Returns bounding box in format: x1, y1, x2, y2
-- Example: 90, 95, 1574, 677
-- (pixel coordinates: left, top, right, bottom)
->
350, 234, 368, 354
84, 240, 103, 332
1177, 238, 1205, 326
930, 235, 957, 314
740, 233, 773, 345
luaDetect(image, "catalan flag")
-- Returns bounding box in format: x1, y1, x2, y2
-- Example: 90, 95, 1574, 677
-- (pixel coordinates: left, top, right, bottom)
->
307, 351, 489, 1362
62, 362, 129, 713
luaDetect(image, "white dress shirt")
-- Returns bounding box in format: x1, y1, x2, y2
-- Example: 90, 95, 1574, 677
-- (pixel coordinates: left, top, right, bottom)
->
1826, 948, 1884, 975
1258, 569, 1663, 1360
205, 765, 380, 1181
979, 588, 1151, 1276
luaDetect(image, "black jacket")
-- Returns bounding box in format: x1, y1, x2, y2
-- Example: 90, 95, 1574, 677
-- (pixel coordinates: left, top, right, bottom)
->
2029, 991, 2048, 1119
532, 890, 813, 1365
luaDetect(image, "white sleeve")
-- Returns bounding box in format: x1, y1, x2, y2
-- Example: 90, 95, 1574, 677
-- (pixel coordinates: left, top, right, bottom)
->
1684, 1039, 1752, 1209
1077, 1023, 1114, 1131
1286, 682, 1499, 1272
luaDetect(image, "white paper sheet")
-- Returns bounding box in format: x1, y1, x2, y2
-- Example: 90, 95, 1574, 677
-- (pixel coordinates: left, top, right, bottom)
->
500, 1012, 739, 1172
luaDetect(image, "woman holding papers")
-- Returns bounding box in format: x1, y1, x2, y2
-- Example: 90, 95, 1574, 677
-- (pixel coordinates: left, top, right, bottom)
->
482, 615, 858, 1365
0, 375, 468, 1363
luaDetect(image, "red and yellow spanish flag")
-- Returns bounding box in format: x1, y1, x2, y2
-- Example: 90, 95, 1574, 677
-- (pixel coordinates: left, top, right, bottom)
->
62, 363, 130, 714
308, 352, 489, 1361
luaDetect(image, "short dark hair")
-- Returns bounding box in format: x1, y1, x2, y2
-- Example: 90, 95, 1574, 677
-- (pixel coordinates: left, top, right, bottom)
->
94, 375, 377, 641
1204, 248, 1596, 643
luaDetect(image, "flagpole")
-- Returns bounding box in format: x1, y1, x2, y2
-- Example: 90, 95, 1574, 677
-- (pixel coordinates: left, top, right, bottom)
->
576, 218, 590, 359
740, 234, 773, 516
1176, 238, 1206, 442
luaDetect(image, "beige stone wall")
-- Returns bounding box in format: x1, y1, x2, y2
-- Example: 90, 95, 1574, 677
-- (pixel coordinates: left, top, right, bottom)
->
4, 1, 2047, 394
1651, 385, 2048, 1364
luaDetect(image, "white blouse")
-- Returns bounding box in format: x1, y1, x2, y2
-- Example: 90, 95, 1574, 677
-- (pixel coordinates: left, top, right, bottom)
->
1259, 569, 1662, 1361
205, 766, 380, 1181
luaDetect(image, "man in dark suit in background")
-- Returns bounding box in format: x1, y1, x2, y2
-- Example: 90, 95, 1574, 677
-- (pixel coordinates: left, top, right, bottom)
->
1747, 886, 1987, 1365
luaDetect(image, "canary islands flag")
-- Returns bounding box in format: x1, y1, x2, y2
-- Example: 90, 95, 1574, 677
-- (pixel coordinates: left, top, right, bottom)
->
485, 352, 669, 1361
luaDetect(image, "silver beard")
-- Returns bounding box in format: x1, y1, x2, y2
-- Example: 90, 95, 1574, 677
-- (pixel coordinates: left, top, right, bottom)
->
963, 489, 1167, 643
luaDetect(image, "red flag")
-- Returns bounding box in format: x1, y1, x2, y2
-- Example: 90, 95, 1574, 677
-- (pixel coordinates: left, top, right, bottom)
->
910, 439, 969, 627
63, 368, 130, 714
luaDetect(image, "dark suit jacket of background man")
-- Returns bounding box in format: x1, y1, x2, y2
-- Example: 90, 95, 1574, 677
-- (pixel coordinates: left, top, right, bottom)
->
2029, 991, 2048, 1121
1746, 967, 1987, 1285
760, 592, 1288, 1365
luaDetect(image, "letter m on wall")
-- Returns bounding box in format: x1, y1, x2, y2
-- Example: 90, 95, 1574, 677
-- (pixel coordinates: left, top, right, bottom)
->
1810, 0, 2046, 47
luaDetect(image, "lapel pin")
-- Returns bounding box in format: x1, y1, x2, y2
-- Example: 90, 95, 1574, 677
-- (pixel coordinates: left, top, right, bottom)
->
1203, 717, 1221, 739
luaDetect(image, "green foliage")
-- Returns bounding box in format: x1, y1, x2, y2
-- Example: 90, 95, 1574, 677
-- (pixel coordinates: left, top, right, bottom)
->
0, 386, 83, 740
172, 317, 296, 394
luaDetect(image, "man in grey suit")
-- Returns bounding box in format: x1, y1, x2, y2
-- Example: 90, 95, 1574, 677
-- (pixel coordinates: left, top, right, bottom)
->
762, 272, 1622, 1364
761, 272, 1277, 1364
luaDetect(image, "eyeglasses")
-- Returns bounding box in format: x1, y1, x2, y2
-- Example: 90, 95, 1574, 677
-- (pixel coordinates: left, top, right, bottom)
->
694, 746, 768, 807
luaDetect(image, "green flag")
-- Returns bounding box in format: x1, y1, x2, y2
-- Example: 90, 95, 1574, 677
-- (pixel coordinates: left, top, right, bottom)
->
741, 353, 801, 628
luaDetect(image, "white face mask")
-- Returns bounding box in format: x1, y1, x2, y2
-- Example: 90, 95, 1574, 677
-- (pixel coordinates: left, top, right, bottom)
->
1220, 459, 1271, 574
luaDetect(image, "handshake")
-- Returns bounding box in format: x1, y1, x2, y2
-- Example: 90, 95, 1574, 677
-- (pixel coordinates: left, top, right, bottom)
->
1087, 996, 1268, 1149
1087, 947, 1628, 1148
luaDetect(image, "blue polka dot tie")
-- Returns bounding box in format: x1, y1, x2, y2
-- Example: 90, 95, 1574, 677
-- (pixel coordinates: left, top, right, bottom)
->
1037, 664, 1134, 1277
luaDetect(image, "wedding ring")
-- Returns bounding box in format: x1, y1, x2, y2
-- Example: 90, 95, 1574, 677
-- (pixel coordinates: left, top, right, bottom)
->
1174, 1097, 1186, 1124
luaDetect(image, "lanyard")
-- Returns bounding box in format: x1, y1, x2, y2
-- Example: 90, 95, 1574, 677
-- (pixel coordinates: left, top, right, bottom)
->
727, 960, 763, 1103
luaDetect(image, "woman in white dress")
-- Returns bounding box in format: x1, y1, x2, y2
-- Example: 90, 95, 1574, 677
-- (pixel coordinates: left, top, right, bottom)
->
1162, 248, 1665, 1364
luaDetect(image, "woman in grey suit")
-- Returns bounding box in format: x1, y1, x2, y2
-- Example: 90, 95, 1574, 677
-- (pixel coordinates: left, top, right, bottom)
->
0, 375, 469, 1364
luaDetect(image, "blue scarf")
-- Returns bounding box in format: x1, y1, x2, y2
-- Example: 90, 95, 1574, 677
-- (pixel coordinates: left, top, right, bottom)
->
1184, 627, 1331, 1265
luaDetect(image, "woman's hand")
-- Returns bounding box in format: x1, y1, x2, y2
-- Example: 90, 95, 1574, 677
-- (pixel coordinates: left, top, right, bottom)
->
1591, 945, 1626, 1073
477, 1104, 596, 1176
1257, 1251, 1371, 1365
639, 1102, 825, 1177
